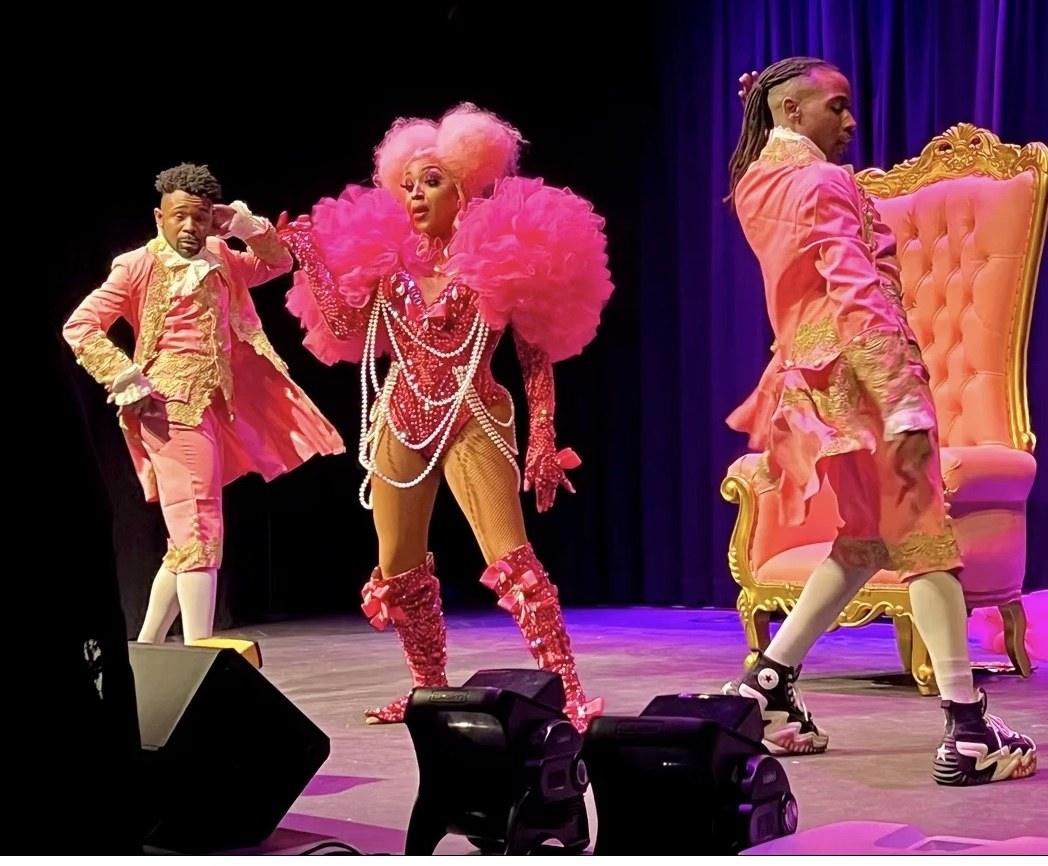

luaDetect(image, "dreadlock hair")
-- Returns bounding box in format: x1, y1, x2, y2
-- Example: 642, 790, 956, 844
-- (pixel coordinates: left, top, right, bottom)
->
725, 56, 840, 206
154, 163, 223, 201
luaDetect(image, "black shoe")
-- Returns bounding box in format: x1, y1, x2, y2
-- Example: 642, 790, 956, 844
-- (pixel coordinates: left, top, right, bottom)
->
933, 689, 1037, 786
723, 653, 829, 754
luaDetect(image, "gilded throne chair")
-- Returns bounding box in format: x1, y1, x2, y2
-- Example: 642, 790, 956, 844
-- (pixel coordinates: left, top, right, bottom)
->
721, 124, 1047, 695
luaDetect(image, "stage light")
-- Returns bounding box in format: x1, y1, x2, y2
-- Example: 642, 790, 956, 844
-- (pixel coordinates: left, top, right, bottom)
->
402, 669, 590, 855
583, 692, 798, 855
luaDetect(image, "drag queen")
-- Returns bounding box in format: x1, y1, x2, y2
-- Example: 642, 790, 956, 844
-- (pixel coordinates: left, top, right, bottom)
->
280, 104, 613, 731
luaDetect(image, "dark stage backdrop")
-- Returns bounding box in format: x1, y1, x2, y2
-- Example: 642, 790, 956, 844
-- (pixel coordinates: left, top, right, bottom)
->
43, 2, 653, 633
642, 0, 1048, 609
43, 1, 1046, 636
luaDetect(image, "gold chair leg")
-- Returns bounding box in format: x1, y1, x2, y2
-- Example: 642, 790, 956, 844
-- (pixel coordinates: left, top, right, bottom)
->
894, 616, 914, 673
908, 621, 938, 697
740, 593, 772, 670
1000, 600, 1033, 677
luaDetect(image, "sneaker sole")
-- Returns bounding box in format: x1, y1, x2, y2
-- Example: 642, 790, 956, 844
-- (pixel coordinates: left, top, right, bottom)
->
725, 681, 830, 755
933, 747, 1038, 786
765, 721, 830, 755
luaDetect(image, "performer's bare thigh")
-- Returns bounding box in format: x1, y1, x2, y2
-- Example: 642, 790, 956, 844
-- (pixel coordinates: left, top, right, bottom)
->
371, 424, 440, 577
442, 401, 528, 565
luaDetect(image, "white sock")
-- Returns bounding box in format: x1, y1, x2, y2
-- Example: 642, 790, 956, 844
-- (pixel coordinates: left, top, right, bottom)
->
908, 570, 978, 704
137, 566, 180, 643
765, 557, 876, 668
176, 568, 219, 643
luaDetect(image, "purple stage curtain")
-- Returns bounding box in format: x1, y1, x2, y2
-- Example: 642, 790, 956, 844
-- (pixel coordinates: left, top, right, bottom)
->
640, 0, 1048, 606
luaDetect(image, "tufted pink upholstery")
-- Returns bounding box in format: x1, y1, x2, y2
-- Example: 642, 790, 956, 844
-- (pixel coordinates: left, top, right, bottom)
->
876, 173, 1035, 448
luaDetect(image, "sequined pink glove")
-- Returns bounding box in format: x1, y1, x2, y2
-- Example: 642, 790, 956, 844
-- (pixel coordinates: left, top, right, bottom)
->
515, 334, 581, 513
276, 211, 371, 344
524, 425, 581, 513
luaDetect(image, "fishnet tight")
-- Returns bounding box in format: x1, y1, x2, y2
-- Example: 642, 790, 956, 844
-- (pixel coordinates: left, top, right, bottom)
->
371, 399, 527, 574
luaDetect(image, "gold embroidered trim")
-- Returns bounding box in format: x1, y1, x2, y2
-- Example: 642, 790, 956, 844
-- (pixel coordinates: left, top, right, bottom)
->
129, 236, 289, 427
759, 137, 821, 168
137, 239, 175, 365
235, 322, 288, 373
74, 333, 134, 388
855, 187, 914, 322
843, 328, 925, 419
163, 537, 223, 572
791, 317, 841, 366
198, 272, 234, 409
148, 351, 228, 426
138, 240, 235, 425
781, 357, 857, 421
779, 327, 925, 463
857, 185, 878, 249
831, 536, 891, 570
752, 451, 774, 491
886, 528, 961, 574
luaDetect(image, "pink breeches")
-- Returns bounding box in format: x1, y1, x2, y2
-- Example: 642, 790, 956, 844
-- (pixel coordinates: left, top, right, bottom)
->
824, 429, 962, 580
140, 403, 224, 573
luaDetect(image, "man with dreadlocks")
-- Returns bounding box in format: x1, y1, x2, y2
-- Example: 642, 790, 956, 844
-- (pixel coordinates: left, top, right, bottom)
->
721, 58, 1036, 786
63, 163, 345, 646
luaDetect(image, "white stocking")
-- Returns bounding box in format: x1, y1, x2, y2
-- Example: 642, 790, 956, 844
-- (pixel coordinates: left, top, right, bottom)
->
765, 556, 876, 668
176, 568, 219, 644
137, 566, 180, 644
908, 569, 978, 704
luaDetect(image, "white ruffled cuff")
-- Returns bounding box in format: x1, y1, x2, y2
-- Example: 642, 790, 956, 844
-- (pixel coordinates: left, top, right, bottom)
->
108, 365, 153, 406
223, 200, 272, 241
883, 393, 935, 440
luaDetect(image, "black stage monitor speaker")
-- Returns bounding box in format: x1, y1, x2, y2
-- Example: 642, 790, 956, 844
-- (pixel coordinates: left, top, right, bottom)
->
404, 669, 589, 855
459, 667, 567, 713
129, 643, 330, 853
583, 692, 798, 855
641, 692, 766, 742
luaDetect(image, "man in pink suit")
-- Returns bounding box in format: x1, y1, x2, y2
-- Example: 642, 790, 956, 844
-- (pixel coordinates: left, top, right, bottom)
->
722, 58, 1036, 786
64, 163, 345, 646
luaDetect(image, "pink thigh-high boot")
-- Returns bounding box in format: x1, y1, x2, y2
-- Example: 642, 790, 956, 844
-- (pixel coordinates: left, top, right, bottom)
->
360, 553, 449, 724
481, 542, 604, 732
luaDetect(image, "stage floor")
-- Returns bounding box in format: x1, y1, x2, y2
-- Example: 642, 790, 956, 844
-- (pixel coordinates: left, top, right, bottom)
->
218, 607, 1046, 855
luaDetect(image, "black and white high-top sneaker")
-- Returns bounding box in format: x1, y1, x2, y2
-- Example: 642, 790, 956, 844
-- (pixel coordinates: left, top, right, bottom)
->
933, 690, 1037, 786
722, 652, 829, 754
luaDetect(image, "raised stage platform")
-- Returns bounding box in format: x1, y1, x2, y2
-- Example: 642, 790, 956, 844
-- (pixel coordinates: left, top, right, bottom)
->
182, 607, 1047, 855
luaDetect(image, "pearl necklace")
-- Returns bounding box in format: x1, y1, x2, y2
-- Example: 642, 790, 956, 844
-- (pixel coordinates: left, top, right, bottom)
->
356, 277, 518, 509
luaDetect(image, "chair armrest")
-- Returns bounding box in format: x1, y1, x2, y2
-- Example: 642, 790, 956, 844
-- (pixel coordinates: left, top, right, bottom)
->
721, 453, 839, 580
941, 445, 1037, 505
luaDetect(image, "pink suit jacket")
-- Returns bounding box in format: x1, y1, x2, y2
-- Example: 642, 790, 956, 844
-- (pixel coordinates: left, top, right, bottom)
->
727, 132, 938, 524
63, 231, 345, 502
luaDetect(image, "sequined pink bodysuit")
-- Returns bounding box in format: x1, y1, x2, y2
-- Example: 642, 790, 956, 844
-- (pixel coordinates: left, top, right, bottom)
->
357, 271, 517, 507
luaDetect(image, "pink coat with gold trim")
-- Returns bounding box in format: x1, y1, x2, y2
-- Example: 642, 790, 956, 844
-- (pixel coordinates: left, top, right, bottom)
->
728, 133, 937, 525
63, 231, 345, 502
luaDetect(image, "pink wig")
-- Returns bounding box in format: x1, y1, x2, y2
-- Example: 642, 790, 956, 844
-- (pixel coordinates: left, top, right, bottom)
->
373, 102, 525, 205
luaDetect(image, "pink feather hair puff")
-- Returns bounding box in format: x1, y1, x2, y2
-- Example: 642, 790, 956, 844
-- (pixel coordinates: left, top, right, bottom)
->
284, 101, 613, 368
373, 102, 526, 205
